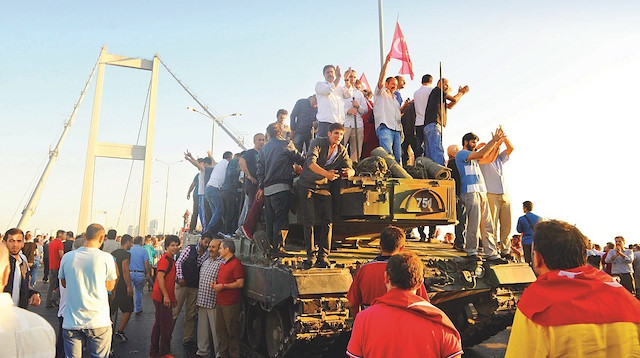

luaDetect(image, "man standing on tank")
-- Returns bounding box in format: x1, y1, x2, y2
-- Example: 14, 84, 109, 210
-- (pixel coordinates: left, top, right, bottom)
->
290, 95, 318, 152
256, 122, 305, 258
297, 122, 354, 268
238, 133, 266, 226
315, 65, 353, 137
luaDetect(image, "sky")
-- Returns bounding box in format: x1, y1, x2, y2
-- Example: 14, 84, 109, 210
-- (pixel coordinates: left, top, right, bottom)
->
1, 1, 639, 245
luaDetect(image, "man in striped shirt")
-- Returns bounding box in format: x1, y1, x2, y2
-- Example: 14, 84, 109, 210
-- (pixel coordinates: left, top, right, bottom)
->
455, 129, 505, 262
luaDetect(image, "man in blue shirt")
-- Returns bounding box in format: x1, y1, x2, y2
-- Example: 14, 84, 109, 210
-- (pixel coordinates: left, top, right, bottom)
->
516, 201, 541, 264
455, 129, 505, 263
128, 237, 150, 314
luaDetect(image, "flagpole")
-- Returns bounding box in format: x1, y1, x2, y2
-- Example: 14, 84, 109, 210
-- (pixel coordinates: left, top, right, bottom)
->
440, 61, 444, 151
378, 0, 385, 67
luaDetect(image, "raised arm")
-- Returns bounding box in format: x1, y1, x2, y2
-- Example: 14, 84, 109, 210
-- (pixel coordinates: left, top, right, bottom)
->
184, 151, 204, 171
446, 85, 469, 110
376, 54, 392, 90
504, 137, 514, 156
466, 128, 505, 161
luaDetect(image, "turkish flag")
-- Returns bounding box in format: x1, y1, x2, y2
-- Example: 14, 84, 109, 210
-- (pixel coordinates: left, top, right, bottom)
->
359, 73, 371, 91
388, 21, 414, 80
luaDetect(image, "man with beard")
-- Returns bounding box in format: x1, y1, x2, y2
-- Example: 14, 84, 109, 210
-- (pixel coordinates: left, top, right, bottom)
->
3, 228, 41, 308
315, 65, 352, 137
455, 129, 505, 263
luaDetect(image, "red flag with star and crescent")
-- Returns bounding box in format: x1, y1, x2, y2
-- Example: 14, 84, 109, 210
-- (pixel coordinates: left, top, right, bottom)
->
388, 21, 414, 80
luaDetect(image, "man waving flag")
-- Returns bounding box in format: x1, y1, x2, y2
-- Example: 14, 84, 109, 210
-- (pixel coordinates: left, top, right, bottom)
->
388, 21, 414, 80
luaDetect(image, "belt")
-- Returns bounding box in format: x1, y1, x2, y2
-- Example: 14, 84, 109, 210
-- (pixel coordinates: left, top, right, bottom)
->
131, 270, 145, 273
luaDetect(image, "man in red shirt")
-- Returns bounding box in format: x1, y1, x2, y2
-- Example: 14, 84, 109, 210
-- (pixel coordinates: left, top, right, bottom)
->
347, 226, 429, 315
212, 239, 244, 358
45, 229, 65, 308
149, 235, 180, 358
347, 252, 463, 358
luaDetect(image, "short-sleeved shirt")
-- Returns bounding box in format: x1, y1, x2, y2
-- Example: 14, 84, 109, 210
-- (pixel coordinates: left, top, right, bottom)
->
243, 149, 259, 191
479, 151, 509, 195
48, 238, 64, 270
347, 291, 462, 358
455, 150, 487, 194
111, 248, 131, 293
516, 213, 541, 245
197, 257, 223, 309
198, 167, 214, 195
102, 239, 120, 254
347, 256, 429, 308
63, 240, 74, 254
216, 256, 244, 306
59, 247, 117, 329
152, 253, 177, 303
373, 87, 402, 131
143, 244, 157, 265
129, 245, 149, 272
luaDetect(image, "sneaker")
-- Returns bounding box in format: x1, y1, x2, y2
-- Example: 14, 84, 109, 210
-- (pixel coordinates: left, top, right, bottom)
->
315, 257, 331, 268
114, 331, 128, 342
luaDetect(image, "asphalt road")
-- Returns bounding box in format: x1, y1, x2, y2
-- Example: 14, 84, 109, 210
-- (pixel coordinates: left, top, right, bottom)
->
29, 271, 509, 358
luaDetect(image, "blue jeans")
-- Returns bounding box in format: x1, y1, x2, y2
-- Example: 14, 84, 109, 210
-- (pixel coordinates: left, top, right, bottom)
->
30, 260, 40, 288
198, 194, 206, 230
376, 124, 402, 164
204, 186, 224, 233
130, 271, 145, 313
63, 326, 111, 358
424, 122, 445, 165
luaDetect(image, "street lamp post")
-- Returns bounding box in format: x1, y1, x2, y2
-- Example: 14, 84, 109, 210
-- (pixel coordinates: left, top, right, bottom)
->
155, 159, 183, 236
186, 107, 242, 155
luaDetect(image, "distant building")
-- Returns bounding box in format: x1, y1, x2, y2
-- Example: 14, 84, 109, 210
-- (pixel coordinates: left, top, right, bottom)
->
149, 219, 158, 236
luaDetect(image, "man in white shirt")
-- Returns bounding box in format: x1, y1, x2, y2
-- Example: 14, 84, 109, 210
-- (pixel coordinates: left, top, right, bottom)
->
315, 64, 352, 137
413, 74, 433, 157
59, 223, 117, 358
0, 241, 55, 358
342, 69, 368, 161
374, 53, 403, 164
204, 151, 232, 234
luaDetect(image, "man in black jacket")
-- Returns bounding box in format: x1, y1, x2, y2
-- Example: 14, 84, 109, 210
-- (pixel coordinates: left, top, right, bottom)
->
3, 228, 41, 308
297, 123, 354, 268
256, 123, 305, 258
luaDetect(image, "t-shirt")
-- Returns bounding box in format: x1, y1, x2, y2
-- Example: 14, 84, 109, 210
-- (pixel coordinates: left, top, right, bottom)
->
216, 256, 244, 306
373, 87, 402, 131
242, 149, 259, 191
413, 85, 434, 126
347, 256, 429, 308
48, 238, 64, 270
479, 151, 509, 195
111, 248, 131, 293
63, 240, 74, 254
102, 239, 120, 254
143, 244, 157, 265
152, 253, 177, 303
455, 150, 487, 194
197, 167, 214, 195
207, 159, 229, 189
425, 87, 447, 126
516, 213, 541, 245
58, 247, 117, 329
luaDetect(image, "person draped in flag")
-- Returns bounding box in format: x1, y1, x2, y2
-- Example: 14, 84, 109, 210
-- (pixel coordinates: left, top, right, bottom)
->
505, 220, 640, 357
346, 251, 463, 358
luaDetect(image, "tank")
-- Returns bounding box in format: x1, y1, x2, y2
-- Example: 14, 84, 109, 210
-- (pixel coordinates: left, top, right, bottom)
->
184, 174, 536, 357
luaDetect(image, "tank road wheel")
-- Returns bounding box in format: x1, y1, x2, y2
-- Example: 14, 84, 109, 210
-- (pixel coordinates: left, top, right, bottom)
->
246, 302, 266, 351
265, 308, 291, 358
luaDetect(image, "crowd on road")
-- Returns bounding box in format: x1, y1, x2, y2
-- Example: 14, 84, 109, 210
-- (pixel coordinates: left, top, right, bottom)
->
2, 59, 640, 357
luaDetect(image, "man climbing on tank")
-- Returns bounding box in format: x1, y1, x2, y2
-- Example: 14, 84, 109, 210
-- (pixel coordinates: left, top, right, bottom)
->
298, 122, 354, 268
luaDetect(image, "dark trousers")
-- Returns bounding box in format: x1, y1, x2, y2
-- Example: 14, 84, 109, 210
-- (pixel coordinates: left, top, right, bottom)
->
523, 244, 532, 264
56, 316, 64, 358
454, 197, 467, 248
265, 190, 291, 250
46, 269, 59, 306
317, 122, 330, 138
293, 130, 313, 153
190, 196, 199, 231
43, 256, 49, 281
415, 125, 425, 158
298, 187, 332, 258
222, 189, 239, 234
150, 300, 174, 356
613, 272, 636, 295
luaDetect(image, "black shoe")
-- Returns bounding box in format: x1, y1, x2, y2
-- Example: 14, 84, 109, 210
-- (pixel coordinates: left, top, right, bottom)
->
486, 257, 508, 265
271, 248, 294, 258
302, 259, 315, 269
114, 331, 128, 342
315, 258, 331, 268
